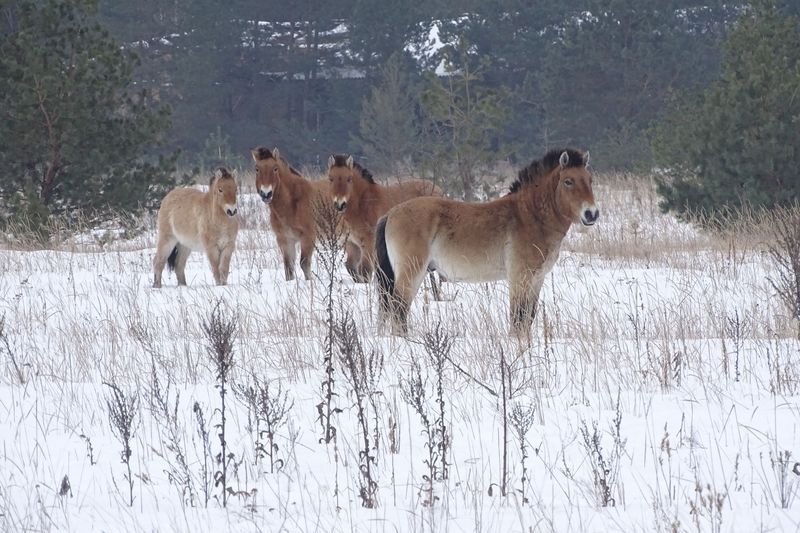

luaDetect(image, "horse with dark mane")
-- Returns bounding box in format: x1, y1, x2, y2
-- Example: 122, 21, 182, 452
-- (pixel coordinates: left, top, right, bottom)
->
327, 154, 442, 282
252, 146, 329, 281
375, 148, 599, 337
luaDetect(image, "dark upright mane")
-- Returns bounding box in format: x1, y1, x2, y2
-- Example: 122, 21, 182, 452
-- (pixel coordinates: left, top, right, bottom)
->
253, 145, 302, 176
253, 146, 274, 161
331, 154, 375, 184
508, 148, 586, 194
209, 167, 234, 186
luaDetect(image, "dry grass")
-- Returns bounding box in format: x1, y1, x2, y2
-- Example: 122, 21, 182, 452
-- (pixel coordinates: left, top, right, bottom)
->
0, 173, 798, 532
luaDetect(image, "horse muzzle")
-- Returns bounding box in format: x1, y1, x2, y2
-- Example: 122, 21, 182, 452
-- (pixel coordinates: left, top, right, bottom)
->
226, 207, 238, 217
259, 189, 273, 204
581, 205, 600, 226
335, 200, 348, 213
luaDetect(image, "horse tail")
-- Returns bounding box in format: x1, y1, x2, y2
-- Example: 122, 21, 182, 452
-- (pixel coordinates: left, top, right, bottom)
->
375, 215, 395, 314
166, 246, 179, 271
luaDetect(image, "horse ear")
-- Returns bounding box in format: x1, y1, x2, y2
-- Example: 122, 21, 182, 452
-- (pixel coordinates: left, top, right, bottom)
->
272, 147, 280, 160
211, 168, 225, 186
251, 149, 260, 162
583, 151, 590, 166
346, 155, 354, 169
328, 155, 335, 170
559, 151, 570, 168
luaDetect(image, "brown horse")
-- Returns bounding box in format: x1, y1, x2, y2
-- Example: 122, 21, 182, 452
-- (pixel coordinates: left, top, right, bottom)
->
375, 148, 599, 336
153, 167, 239, 288
252, 146, 329, 281
328, 154, 442, 282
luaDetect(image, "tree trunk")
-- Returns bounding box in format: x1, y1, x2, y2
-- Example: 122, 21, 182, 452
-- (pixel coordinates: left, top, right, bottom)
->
40, 155, 60, 205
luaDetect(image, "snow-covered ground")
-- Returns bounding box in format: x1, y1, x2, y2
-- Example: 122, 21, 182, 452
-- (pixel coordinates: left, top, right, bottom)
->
0, 176, 798, 532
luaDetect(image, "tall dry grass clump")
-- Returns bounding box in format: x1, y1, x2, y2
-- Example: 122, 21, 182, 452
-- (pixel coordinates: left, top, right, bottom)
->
313, 195, 346, 445
764, 203, 800, 330
104, 381, 139, 507
202, 300, 238, 507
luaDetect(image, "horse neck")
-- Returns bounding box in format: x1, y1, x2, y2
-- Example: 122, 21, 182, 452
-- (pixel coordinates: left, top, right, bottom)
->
205, 186, 224, 218
348, 173, 376, 212
274, 165, 306, 206
522, 169, 571, 236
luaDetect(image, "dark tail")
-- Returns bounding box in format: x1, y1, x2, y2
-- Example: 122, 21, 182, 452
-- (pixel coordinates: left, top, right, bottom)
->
166, 246, 179, 271
375, 216, 395, 314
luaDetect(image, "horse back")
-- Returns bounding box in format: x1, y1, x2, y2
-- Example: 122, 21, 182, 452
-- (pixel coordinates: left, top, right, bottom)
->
385, 179, 442, 206
158, 187, 206, 229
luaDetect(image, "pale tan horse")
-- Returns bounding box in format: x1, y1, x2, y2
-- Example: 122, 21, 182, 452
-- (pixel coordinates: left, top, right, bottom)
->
153, 167, 239, 287
328, 154, 442, 282
252, 146, 329, 281
375, 148, 599, 336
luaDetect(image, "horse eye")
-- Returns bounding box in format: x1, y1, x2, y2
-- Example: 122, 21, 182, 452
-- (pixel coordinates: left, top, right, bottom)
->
347, 176, 352, 182
218, 187, 223, 193
564, 179, 574, 187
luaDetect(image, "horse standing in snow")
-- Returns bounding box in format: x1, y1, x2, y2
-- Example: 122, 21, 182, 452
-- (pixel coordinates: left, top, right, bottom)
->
375, 148, 599, 337
327, 154, 442, 282
252, 146, 330, 281
153, 167, 239, 288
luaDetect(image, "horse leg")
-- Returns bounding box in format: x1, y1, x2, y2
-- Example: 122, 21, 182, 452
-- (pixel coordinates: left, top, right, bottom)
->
428, 271, 443, 301
509, 275, 543, 340
355, 234, 377, 282
390, 257, 427, 335
173, 244, 191, 286
153, 236, 177, 288
355, 254, 373, 282
344, 240, 363, 282
205, 246, 223, 285
217, 243, 235, 285
299, 235, 315, 280
276, 235, 297, 281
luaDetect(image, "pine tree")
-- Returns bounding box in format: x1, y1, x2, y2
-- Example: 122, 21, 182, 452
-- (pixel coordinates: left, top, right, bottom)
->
354, 53, 421, 175
653, 0, 800, 218
420, 40, 509, 200
0, 0, 176, 231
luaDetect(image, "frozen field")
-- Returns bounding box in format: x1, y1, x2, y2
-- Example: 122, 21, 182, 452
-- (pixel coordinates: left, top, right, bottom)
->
0, 176, 798, 532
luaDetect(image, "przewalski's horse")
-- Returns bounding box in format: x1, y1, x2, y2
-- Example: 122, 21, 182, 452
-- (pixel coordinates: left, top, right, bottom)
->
153, 167, 239, 288
375, 148, 599, 337
252, 146, 329, 281
328, 154, 442, 282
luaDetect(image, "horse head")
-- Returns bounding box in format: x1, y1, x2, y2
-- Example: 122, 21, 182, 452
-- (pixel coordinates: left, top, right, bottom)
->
553, 150, 599, 226
252, 146, 283, 204
327, 154, 355, 213
211, 167, 238, 217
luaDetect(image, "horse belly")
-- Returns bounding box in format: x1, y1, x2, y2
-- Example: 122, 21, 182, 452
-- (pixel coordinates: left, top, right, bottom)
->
173, 229, 205, 252
430, 242, 506, 283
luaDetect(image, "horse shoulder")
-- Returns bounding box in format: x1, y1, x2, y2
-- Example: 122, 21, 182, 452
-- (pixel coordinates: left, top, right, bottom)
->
508, 222, 563, 278
269, 206, 287, 229
220, 217, 239, 247
345, 216, 374, 246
